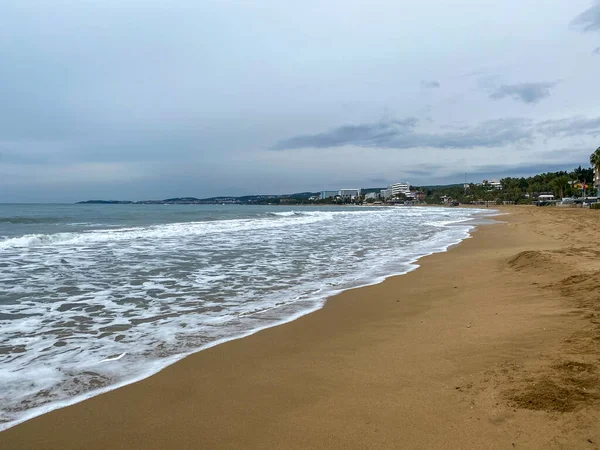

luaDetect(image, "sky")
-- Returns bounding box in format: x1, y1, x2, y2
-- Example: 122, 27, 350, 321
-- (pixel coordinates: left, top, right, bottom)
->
1, 0, 600, 202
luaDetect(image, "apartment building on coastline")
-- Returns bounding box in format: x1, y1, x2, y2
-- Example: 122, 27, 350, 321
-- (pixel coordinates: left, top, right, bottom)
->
381, 182, 410, 199
320, 190, 339, 200
482, 180, 503, 190
316, 184, 424, 203
319, 189, 361, 201
338, 189, 361, 200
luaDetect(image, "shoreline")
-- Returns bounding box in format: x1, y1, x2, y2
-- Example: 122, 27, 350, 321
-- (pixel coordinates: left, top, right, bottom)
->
3, 206, 600, 448
0, 207, 491, 432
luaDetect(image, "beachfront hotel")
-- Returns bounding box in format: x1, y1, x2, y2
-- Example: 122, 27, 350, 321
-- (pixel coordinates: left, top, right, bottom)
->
320, 189, 361, 200
320, 190, 339, 200
338, 189, 361, 200
381, 182, 411, 199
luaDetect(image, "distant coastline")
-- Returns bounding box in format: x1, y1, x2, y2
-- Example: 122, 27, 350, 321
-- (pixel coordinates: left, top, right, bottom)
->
76, 186, 421, 206
77, 193, 321, 206
77, 164, 600, 207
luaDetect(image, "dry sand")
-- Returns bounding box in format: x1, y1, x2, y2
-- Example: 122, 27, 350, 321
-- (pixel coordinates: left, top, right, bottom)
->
2, 206, 600, 449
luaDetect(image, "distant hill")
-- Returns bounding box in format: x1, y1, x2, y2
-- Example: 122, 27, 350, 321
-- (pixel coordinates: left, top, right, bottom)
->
77, 200, 133, 204
77, 192, 321, 205
162, 197, 201, 202
413, 183, 463, 190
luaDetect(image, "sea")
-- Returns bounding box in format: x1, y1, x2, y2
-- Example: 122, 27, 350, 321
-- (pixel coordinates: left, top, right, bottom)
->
0, 203, 492, 429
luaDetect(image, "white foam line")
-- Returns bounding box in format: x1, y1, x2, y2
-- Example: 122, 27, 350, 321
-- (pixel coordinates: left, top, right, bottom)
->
0, 208, 498, 433
99, 352, 127, 363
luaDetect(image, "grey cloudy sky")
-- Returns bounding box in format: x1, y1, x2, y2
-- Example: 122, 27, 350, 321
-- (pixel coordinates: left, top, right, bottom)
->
1, 0, 600, 201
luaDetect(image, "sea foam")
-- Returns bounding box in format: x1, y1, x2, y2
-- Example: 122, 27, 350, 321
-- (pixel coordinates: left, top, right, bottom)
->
0, 205, 492, 430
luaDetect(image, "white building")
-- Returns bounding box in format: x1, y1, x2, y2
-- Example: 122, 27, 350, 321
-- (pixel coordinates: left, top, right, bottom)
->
320, 190, 338, 200
487, 180, 503, 190
538, 194, 555, 201
364, 192, 379, 200
380, 188, 392, 199
338, 189, 360, 200
380, 182, 410, 199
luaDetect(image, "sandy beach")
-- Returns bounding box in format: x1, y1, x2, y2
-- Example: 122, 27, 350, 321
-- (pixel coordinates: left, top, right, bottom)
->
2, 206, 600, 449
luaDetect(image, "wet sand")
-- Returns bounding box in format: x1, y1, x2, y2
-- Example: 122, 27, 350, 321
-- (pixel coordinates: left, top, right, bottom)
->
2, 206, 600, 449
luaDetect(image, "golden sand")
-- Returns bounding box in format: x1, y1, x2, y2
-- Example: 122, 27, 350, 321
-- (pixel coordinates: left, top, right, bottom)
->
2, 206, 600, 449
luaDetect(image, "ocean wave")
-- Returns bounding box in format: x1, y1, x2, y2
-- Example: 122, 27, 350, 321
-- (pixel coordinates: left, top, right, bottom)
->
0, 212, 335, 249
267, 210, 307, 217
0, 216, 63, 225
0, 206, 495, 430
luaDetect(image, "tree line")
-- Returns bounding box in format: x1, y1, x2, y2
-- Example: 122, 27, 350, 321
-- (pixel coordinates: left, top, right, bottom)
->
419, 162, 599, 205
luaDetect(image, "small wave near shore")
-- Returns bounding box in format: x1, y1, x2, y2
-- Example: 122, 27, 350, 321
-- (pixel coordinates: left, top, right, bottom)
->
0, 204, 493, 429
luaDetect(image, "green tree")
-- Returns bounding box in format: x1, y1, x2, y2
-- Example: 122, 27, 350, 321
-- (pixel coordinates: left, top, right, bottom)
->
590, 147, 600, 172
551, 175, 570, 199
591, 148, 600, 195
572, 166, 594, 184
528, 182, 542, 197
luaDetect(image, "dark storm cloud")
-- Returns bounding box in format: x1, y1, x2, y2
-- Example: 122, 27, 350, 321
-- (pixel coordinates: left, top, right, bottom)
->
536, 116, 600, 137
273, 118, 534, 150
404, 168, 445, 178
273, 118, 419, 149
365, 177, 390, 185
489, 82, 559, 104
571, 1, 600, 32
421, 80, 441, 88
